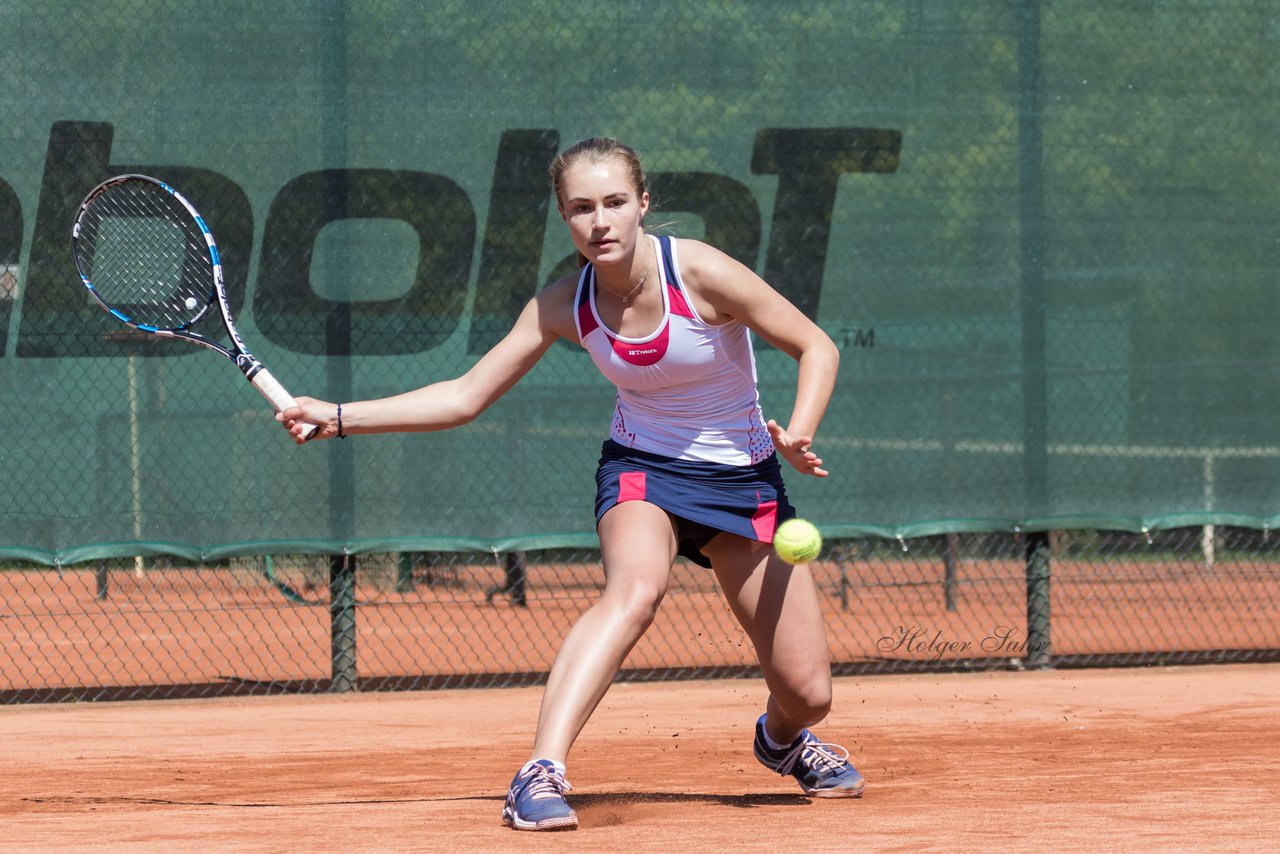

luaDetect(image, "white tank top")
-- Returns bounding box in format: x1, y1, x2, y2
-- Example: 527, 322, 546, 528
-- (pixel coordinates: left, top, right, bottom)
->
573, 235, 774, 465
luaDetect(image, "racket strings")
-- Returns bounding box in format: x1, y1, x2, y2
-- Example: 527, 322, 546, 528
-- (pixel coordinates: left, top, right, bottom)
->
77, 182, 214, 331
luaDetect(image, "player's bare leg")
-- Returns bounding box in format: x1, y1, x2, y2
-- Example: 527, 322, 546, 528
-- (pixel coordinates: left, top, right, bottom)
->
705, 532, 864, 797
530, 500, 678, 761
705, 533, 832, 737
504, 501, 677, 830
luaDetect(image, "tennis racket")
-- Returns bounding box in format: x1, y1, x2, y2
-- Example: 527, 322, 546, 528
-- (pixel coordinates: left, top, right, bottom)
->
71, 174, 318, 440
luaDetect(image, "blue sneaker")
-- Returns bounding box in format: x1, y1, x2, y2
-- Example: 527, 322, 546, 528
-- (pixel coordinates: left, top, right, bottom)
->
753, 714, 865, 798
502, 759, 578, 831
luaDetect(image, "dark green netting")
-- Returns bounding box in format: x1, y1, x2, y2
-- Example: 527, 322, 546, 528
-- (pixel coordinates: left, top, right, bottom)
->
2, 0, 1279, 563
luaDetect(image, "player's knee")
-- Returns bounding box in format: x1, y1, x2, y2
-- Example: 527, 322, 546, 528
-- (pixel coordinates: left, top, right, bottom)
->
627, 582, 666, 626
794, 691, 832, 727
776, 677, 832, 727
807, 692, 833, 724
607, 581, 665, 631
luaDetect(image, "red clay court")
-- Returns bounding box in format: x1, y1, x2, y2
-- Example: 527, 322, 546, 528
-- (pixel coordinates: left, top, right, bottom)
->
3, 663, 1276, 852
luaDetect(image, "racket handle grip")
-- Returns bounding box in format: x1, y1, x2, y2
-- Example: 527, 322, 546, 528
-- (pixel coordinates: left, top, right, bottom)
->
250, 367, 321, 442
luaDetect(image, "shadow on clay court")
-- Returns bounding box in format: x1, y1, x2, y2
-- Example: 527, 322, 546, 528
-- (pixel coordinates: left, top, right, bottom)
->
428, 792, 813, 810
566, 792, 818, 827
570, 792, 813, 810
31, 792, 815, 811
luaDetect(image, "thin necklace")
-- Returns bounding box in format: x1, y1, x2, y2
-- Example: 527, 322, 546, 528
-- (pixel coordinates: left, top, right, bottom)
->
620, 273, 647, 305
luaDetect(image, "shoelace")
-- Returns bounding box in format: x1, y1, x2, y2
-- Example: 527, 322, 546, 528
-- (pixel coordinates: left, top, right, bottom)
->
520, 764, 574, 802
776, 737, 851, 776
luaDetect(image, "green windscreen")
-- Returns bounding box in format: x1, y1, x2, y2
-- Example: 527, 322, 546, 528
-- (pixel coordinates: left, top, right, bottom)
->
2, 0, 1278, 563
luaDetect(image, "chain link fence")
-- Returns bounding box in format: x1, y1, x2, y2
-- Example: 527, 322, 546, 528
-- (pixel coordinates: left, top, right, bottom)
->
5, 528, 1279, 703
3, 1, 1280, 701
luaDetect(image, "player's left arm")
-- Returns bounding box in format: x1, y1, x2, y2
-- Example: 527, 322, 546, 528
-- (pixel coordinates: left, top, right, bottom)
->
678, 240, 840, 477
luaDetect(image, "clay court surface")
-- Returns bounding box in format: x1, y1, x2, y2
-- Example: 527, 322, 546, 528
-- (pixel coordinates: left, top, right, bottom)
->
2, 663, 1277, 852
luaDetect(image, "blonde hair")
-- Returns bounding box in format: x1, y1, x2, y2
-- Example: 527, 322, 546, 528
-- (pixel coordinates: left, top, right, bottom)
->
549, 136, 649, 212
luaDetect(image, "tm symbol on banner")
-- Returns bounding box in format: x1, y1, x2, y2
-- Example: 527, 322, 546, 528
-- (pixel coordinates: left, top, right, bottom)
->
838, 327, 875, 349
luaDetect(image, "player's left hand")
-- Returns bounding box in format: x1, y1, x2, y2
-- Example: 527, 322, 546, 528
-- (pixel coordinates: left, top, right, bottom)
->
767, 419, 829, 477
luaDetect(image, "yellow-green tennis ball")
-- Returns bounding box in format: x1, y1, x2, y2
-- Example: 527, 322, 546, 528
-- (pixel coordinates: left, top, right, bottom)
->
774, 518, 822, 564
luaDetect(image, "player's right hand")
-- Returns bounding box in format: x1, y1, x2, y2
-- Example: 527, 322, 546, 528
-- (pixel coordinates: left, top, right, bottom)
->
277, 397, 339, 444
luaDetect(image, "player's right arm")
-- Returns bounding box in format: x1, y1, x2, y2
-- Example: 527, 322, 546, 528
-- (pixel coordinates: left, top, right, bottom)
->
278, 276, 579, 442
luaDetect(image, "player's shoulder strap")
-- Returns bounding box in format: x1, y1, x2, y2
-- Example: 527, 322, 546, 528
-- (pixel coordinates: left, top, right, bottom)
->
655, 234, 676, 281
572, 263, 598, 342
653, 234, 697, 320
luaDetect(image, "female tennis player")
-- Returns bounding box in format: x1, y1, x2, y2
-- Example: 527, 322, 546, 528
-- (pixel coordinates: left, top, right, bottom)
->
278, 136, 863, 831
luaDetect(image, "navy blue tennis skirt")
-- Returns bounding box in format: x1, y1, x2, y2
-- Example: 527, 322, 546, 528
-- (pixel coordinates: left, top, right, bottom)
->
594, 439, 797, 568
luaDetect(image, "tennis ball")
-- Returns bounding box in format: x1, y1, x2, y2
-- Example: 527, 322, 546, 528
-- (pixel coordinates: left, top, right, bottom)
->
773, 518, 822, 564
184, 296, 198, 310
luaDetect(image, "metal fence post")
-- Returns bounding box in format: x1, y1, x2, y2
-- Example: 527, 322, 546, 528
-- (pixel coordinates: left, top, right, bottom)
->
1025, 531, 1051, 668
330, 554, 357, 692
396, 552, 416, 593
95, 560, 109, 600
943, 533, 960, 612
486, 551, 527, 606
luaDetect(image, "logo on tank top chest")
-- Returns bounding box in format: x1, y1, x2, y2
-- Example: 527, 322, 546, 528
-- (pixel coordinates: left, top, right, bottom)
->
611, 321, 669, 366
